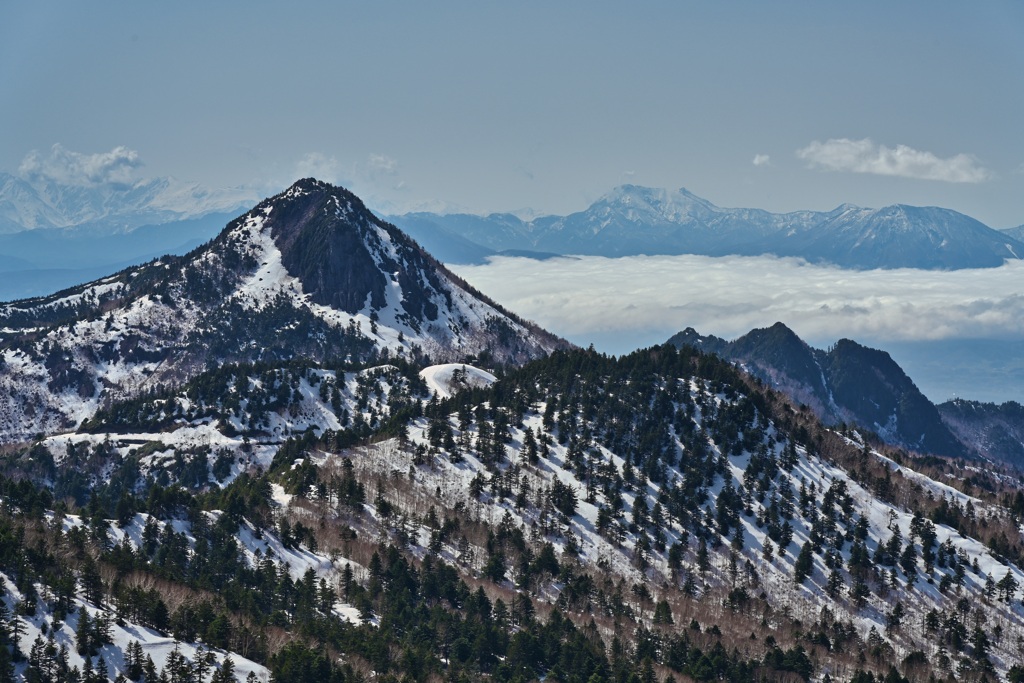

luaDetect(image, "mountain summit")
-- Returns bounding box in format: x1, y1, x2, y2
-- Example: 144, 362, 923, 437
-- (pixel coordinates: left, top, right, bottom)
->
392, 185, 1024, 269
0, 179, 564, 441
668, 322, 967, 458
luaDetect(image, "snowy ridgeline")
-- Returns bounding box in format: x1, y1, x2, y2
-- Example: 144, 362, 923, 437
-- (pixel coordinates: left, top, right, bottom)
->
37, 363, 421, 490
262, 370, 1024, 675
419, 363, 497, 400
34, 363, 495, 492
5, 359, 1024, 679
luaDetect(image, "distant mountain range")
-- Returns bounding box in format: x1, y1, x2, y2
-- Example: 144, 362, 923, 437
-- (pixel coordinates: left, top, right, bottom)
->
0, 171, 253, 234
0, 172, 255, 300
0, 211, 238, 301
1002, 224, 1024, 242
390, 185, 1024, 270
3, 180, 1023, 301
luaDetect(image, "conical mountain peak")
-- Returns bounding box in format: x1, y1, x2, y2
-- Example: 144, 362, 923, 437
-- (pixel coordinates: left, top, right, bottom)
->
0, 180, 566, 441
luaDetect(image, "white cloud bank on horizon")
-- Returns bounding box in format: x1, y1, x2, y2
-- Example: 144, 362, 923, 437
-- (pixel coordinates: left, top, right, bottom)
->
451, 254, 1024, 352
796, 138, 990, 183
18, 144, 143, 187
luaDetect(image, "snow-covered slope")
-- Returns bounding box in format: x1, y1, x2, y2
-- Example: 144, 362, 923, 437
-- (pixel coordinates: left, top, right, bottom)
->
7, 343, 1024, 681
2, 567, 270, 682
376, 349, 1024, 677
419, 363, 497, 399
0, 179, 565, 443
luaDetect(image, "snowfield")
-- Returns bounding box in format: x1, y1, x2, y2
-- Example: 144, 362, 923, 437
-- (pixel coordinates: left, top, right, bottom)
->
419, 363, 497, 399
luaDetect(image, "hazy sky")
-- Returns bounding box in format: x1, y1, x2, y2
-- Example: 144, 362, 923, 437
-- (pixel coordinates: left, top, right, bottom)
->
3, 1, 1024, 226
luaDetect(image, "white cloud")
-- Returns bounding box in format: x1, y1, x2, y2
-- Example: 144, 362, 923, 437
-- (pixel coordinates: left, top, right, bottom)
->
294, 152, 342, 184
289, 152, 400, 191
18, 144, 143, 187
451, 254, 1024, 354
752, 154, 771, 167
796, 137, 990, 183
367, 153, 398, 175
282, 152, 445, 214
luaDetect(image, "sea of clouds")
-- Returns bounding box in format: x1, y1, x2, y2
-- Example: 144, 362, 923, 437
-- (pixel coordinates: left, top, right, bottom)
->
452, 254, 1024, 352
452, 254, 1024, 403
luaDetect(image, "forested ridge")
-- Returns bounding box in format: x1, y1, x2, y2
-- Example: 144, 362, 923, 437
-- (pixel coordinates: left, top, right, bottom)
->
2, 344, 1024, 682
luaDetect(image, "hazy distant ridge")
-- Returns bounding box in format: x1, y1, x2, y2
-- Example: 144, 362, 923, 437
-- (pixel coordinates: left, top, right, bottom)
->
392, 185, 1024, 270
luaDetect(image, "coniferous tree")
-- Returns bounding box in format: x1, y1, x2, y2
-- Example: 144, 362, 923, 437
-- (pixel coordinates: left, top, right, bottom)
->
793, 542, 814, 585
25, 635, 47, 683
997, 570, 1019, 602
900, 544, 918, 585
75, 609, 93, 656
212, 656, 236, 683
886, 602, 904, 633
124, 640, 144, 681
826, 568, 844, 598
95, 656, 109, 683
851, 577, 870, 608
653, 600, 674, 625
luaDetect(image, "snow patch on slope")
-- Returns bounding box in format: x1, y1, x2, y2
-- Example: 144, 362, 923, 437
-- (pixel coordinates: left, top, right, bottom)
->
419, 364, 497, 399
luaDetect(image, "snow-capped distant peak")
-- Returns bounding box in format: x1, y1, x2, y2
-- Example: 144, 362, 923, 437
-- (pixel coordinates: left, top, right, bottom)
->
0, 169, 256, 234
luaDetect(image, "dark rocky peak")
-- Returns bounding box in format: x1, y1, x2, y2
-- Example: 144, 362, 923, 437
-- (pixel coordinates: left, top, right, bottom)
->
666, 325, 968, 458
730, 322, 827, 395
220, 179, 453, 326
0, 179, 567, 441
823, 338, 967, 456
666, 326, 727, 352
732, 321, 805, 353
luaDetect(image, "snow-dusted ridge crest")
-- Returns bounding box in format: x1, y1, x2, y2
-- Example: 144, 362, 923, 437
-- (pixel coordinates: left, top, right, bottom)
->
26, 344, 1024, 680
0, 178, 566, 443
392, 184, 1024, 270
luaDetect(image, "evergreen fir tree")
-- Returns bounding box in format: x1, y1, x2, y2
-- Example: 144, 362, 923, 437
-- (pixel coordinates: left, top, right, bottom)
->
211, 656, 235, 683
793, 542, 814, 585
75, 609, 93, 656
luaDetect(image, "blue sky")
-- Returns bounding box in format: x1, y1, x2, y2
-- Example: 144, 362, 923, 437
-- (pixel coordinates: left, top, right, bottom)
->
2, 1, 1023, 225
